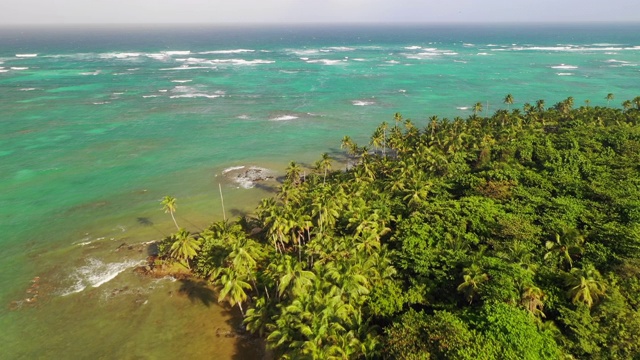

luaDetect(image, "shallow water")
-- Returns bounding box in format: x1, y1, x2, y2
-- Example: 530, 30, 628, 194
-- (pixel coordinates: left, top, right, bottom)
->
1, 24, 639, 358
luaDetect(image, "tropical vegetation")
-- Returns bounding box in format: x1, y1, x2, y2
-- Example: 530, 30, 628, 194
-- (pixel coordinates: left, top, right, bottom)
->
158, 96, 640, 359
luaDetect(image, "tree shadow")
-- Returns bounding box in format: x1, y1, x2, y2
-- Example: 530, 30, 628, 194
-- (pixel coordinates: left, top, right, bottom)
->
178, 279, 216, 307
136, 217, 154, 226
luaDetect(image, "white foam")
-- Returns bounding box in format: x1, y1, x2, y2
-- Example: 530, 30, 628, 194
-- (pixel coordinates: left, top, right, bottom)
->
463, 43, 475, 47
176, 57, 273, 66
143, 95, 158, 98
164, 50, 191, 56
457, 106, 470, 110
290, 49, 320, 56
222, 165, 246, 174
404, 46, 422, 50
101, 52, 141, 59
61, 258, 144, 296
16, 54, 37, 58
551, 64, 578, 69
80, 70, 101, 76
160, 65, 214, 70
169, 94, 222, 99
199, 49, 255, 54
556, 73, 574, 76
352, 100, 375, 106
325, 46, 355, 51
93, 101, 110, 105
477, 53, 490, 56
270, 115, 299, 121
0, 70, 8, 73
10, 67, 28, 70
386, 60, 400, 64
352, 58, 366, 62
306, 59, 345, 65
20, 88, 37, 91
158, 89, 168, 92
171, 80, 192, 83
237, 114, 250, 119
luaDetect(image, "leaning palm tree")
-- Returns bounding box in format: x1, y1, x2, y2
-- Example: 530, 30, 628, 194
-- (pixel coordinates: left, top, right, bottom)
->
214, 267, 252, 315
161, 195, 179, 230
316, 153, 332, 185
504, 94, 514, 110
605, 93, 614, 106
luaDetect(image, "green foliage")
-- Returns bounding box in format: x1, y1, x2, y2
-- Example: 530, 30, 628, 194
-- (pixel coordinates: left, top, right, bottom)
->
163, 100, 640, 359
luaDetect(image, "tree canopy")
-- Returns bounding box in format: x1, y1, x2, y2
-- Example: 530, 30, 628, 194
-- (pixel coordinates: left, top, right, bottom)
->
159, 97, 640, 359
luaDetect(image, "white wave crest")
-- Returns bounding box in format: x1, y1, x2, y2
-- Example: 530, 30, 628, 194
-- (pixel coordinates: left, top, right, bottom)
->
325, 46, 355, 52
20, 88, 37, 91
16, 54, 38, 57
556, 73, 574, 76
404, 46, 422, 50
0, 69, 8, 73
80, 70, 101, 76
551, 64, 578, 69
100, 52, 141, 59
222, 165, 246, 174
352, 100, 375, 106
457, 106, 470, 110
270, 115, 299, 121
171, 80, 192, 83
11, 67, 28, 70
306, 59, 345, 65
61, 258, 143, 296
164, 50, 191, 56
199, 49, 255, 54
170, 94, 222, 99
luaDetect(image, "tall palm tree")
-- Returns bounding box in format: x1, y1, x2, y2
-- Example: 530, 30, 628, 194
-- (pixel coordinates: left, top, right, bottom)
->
622, 100, 632, 111
633, 96, 640, 110
161, 195, 179, 230
170, 228, 201, 269
504, 94, 514, 110
285, 161, 303, 185
564, 265, 606, 308
316, 153, 332, 185
473, 102, 483, 116
536, 99, 545, 112
606, 93, 614, 106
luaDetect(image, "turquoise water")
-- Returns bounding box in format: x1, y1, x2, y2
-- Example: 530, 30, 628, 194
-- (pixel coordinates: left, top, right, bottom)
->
1, 24, 639, 358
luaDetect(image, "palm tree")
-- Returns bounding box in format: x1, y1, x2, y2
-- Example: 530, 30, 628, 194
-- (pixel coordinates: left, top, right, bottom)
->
564, 265, 606, 308
214, 267, 252, 314
316, 153, 332, 185
285, 161, 303, 185
544, 229, 585, 269
536, 99, 545, 112
169, 228, 201, 269
504, 94, 514, 110
633, 96, 640, 110
521, 286, 546, 318
473, 102, 483, 116
622, 100, 632, 111
457, 264, 489, 304
161, 195, 179, 230
606, 93, 614, 106
584, 99, 591, 108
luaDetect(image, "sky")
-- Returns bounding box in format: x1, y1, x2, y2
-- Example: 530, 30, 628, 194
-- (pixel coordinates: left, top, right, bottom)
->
1, 0, 639, 25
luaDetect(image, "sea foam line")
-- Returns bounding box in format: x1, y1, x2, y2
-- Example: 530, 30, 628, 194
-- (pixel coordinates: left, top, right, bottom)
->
61, 258, 144, 296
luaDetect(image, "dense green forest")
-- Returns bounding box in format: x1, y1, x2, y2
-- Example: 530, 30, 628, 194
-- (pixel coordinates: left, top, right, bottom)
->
158, 96, 640, 359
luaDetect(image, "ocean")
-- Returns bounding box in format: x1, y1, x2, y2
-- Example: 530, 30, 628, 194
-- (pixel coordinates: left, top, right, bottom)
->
1, 23, 639, 358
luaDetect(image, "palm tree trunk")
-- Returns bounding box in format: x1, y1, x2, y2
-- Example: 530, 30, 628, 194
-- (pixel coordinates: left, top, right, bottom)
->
219, 183, 226, 221
170, 211, 179, 230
